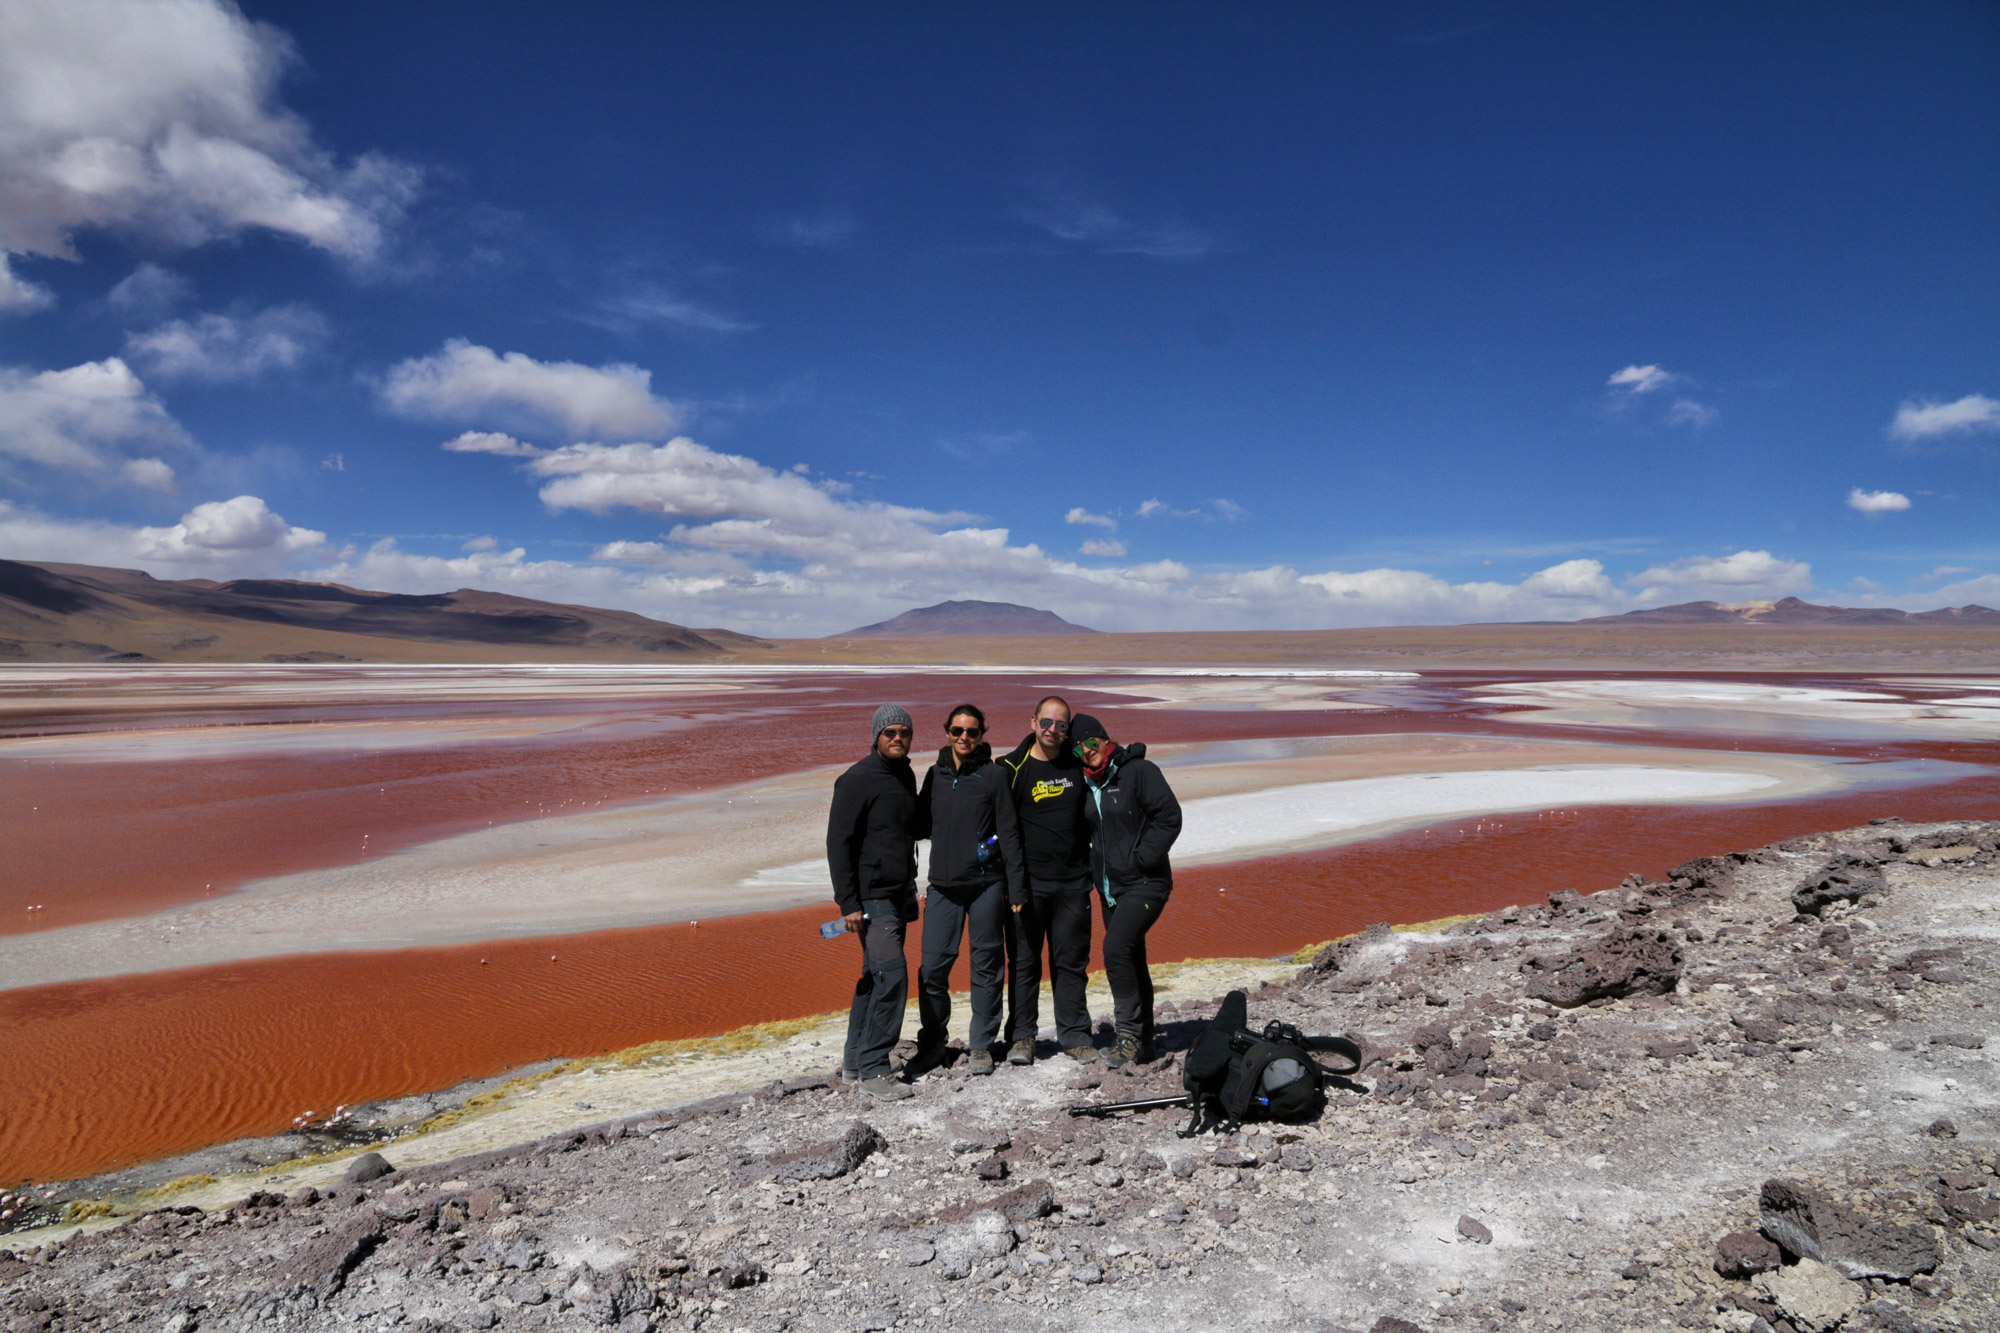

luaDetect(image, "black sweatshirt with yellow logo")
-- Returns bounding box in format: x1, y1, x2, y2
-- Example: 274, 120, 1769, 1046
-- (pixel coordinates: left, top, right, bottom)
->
998, 734, 1092, 886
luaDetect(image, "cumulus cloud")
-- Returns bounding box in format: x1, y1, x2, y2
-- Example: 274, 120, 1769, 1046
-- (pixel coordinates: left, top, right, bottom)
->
0, 356, 190, 489
1065, 507, 1116, 530
0, 252, 53, 313
1847, 487, 1911, 514
1078, 538, 1126, 557
1135, 499, 1166, 518
133, 494, 324, 558
1889, 393, 2000, 442
1627, 550, 1813, 599
1607, 364, 1673, 394
442, 430, 541, 457
0, 0, 418, 291
105, 262, 191, 316
125, 304, 327, 381
381, 340, 676, 441
0, 494, 321, 574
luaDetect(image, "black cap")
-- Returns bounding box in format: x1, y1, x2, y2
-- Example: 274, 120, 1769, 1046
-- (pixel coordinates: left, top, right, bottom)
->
1068, 713, 1111, 746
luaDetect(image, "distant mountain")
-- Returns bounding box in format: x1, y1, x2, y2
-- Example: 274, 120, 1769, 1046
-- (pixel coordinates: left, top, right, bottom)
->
0, 559, 771, 662
832, 599, 1098, 638
1580, 596, 2000, 626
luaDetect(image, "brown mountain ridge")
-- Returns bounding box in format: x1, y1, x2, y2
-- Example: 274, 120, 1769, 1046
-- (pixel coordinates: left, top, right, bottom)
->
0, 560, 770, 664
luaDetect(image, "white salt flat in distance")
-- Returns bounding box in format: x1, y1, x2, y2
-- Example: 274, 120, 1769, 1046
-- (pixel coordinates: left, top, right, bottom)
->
1474, 679, 2000, 739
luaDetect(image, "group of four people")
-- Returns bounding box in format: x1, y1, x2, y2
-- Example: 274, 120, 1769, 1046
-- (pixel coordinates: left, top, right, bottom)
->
825, 695, 1183, 1101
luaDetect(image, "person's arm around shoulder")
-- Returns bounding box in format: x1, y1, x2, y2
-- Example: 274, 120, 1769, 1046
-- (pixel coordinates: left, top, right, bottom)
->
826, 769, 867, 924
1131, 759, 1183, 871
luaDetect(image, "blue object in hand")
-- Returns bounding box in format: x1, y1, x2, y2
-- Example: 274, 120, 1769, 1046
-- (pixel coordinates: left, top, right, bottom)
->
820, 914, 865, 939
976, 835, 999, 868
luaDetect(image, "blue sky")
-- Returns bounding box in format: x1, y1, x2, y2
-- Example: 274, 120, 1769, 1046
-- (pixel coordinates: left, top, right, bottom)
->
1, 0, 1995, 635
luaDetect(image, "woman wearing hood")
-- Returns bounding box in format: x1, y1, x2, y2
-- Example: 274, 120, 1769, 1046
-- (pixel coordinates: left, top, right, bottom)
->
1070, 712, 1183, 1069
914, 703, 1028, 1076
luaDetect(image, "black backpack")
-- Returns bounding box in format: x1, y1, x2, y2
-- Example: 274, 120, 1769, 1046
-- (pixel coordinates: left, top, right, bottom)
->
1181, 990, 1362, 1133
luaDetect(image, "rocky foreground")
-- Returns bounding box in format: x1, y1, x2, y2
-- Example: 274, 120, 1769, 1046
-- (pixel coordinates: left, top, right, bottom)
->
5, 819, 1997, 1333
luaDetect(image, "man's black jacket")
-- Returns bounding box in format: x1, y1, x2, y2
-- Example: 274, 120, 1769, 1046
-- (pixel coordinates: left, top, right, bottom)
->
826, 750, 926, 916
919, 743, 1029, 904
1082, 742, 1183, 901
998, 733, 1092, 883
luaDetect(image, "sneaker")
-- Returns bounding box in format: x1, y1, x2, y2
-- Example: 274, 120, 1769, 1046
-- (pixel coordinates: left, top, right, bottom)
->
859, 1076, 914, 1102
967, 1049, 995, 1076
1007, 1041, 1035, 1066
1063, 1044, 1100, 1065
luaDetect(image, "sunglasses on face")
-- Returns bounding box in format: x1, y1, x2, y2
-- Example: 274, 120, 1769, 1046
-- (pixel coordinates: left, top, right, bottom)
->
1073, 737, 1109, 756
1035, 717, 1070, 733
880, 727, 913, 739
948, 724, 985, 738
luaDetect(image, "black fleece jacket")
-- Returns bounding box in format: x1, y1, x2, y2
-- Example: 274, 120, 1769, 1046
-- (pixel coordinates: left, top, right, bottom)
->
919, 743, 1029, 904
1082, 742, 1183, 901
826, 749, 926, 916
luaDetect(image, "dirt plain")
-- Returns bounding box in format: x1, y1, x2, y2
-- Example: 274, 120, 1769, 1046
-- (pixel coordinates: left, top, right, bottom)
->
5, 818, 1996, 1333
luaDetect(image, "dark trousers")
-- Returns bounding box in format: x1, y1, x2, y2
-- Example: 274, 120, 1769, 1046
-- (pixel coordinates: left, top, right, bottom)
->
843, 897, 908, 1079
1100, 885, 1168, 1048
918, 881, 1008, 1050
1007, 878, 1094, 1047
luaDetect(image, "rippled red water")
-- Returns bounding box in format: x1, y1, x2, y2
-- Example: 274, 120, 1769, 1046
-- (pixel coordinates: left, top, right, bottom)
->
2, 670, 1993, 1183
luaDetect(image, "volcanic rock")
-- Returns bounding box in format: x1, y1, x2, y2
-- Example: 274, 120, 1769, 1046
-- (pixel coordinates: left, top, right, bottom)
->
1521, 925, 1683, 1008
770, 1121, 885, 1181
1715, 1229, 1782, 1278
342, 1153, 394, 1184
1758, 1178, 1941, 1281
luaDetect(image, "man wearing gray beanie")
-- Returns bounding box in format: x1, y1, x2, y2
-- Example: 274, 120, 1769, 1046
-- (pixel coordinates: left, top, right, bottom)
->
826, 702, 926, 1100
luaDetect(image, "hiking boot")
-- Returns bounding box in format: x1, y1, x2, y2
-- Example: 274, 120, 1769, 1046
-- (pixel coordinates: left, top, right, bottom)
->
967, 1049, 995, 1076
1007, 1040, 1035, 1066
1063, 1044, 1100, 1065
838, 1067, 858, 1086
1102, 1034, 1142, 1070
907, 1033, 950, 1076
859, 1076, 914, 1102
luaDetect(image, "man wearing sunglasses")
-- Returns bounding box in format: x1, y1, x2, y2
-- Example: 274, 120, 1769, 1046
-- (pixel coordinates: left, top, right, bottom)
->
1069, 712, 1182, 1070
826, 703, 927, 1101
914, 703, 1028, 1076
998, 695, 1099, 1064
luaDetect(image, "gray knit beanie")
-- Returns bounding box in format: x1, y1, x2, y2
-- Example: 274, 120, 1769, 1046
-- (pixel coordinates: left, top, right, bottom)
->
871, 702, 913, 742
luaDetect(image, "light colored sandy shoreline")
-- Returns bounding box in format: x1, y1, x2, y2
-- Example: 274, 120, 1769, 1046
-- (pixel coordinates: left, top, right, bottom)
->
0, 732, 1948, 992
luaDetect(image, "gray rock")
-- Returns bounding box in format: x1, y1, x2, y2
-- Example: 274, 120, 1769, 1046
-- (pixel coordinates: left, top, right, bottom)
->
1089, 1167, 1124, 1188
1758, 1178, 1940, 1280
503, 1279, 548, 1306
1280, 1147, 1315, 1172
498, 1238, 539, 1271
899, 1242, 935, 1267
1925, 1117, 1958, 1138
937, 1177, 1055, 1224
273, 1215, 384, 1299
974, 1155, 1009, 1181
934, 1210, 1017, 1280
1521, 926, 1682, 1008
343, 1152, 395, 1185
1930, 1032, 1985, 1048
1073, 1263, 1103, 1284
1792, 859, 1886, 917
578, 1268, 655, 1326
1455, 1215, 1492, 1245
1752, 1258, 1861, 1332
771, 1121, 886, 1182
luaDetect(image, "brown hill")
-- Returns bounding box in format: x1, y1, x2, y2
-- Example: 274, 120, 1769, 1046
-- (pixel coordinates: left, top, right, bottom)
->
833, 599, 1097, 638
1582, 596, 2000, 626
0, 560, 771, 663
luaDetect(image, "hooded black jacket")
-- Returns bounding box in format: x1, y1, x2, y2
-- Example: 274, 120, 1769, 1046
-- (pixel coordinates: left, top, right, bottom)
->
826, 749, 926, 916
919, 743, 1029, 904
998, 733, 1091, 883
1081, 742, 1182, 901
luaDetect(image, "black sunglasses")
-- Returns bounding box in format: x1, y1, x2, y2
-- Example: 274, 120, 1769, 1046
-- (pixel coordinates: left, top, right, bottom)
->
948, 724, 985, 738
879, 727, 913, 739
1035, 717, 1070, 733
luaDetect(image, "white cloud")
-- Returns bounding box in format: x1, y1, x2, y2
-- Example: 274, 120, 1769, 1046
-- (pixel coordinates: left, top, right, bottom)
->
1212, 498, 1245, 520
1078, 538, 1126, 557
1519, 558, 1618, 600
1628, 550, 1814, 599
1846, 487, 1910, 514
1065, 507, 1116, 530
1666, 397, 1718, 428
105, 262, 191, 315
0, 252, 53, 313
1135, 499, 1166, 518
134, 494, 323, 558
125, 304, 327, 381
0, 356, 189, 489
442, 430, 542, 457
381, 340, 676, 441
1017, 189, 1212, 260
1889, 393, 2000, 442
1607, 364, 1673, 394
0, 0, 418, 291
589, 289, 756, 334
0, 494, 321, 574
